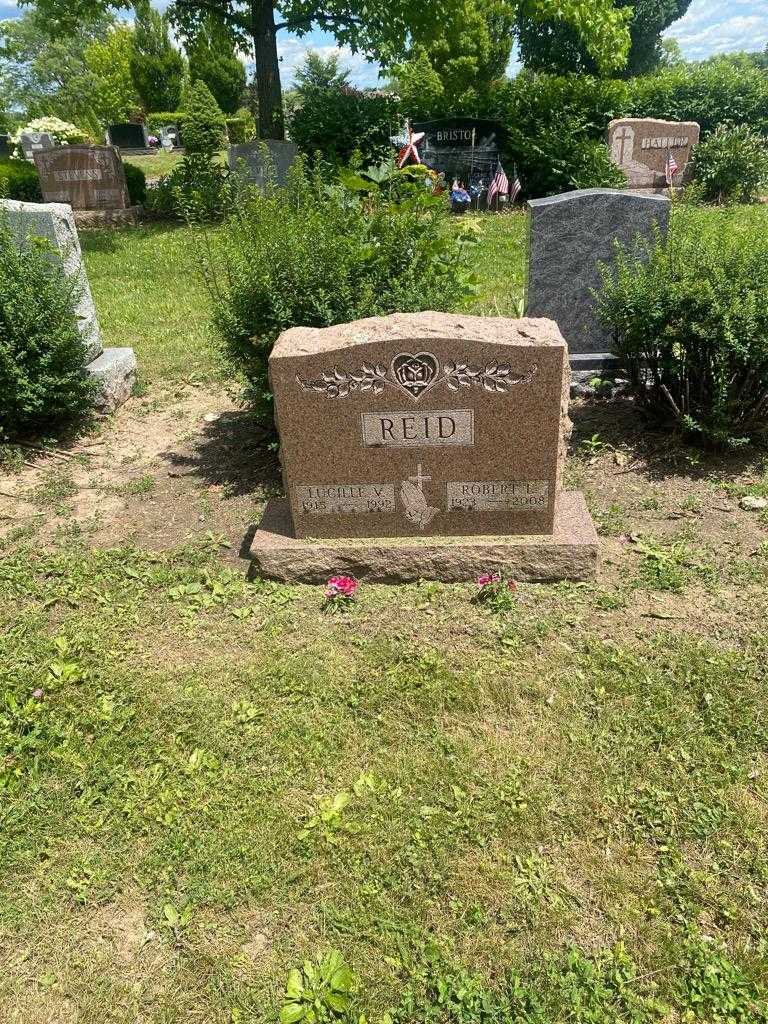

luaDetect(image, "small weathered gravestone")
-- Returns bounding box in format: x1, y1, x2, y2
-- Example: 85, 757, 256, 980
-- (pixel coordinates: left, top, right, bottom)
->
106, 122, 149, 151
228, 140, 298, 186
526, 188, 670, 377
34, 144, 130, 210
250, 312, 598, 583
1, 198, 137, 412
159, 124, 180, 150
20, 131, 55, 160
608, 118, 699, 189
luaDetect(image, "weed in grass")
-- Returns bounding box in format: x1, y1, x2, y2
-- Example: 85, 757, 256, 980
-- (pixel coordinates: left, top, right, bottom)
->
27, 467, 78, 511
593, 503, 630, 536
631, 535, 715, 592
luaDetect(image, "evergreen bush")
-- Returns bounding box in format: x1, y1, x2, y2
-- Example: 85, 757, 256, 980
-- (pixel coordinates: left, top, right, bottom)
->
198, 158, 478, 420
0, 215, 93, 438
0, 160, 43, 201
597, 205, 768, 446
692, 124, 768, 204
182, 80, 227, 156
123, 162, 147, 206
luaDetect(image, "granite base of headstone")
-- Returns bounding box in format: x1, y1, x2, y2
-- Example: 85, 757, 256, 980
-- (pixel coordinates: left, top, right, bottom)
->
249, 312, 598, 583
1, 199, 137, 412
608, 118, 699, 190
227, 140, 298, 186
526, 188, 670, 377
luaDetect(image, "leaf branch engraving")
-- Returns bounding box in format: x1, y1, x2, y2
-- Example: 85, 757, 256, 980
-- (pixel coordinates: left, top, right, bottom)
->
296, 362, 388, 399
443, 362, 538, 393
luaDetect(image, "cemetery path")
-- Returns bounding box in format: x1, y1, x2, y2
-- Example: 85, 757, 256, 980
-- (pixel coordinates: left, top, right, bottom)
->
1, 387, 766, 646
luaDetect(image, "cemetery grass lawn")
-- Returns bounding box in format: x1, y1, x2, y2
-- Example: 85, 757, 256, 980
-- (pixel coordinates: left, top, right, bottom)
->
1, 209, 768, 1022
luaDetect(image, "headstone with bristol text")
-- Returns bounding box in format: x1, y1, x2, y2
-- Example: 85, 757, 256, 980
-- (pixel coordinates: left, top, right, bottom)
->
249, 312, 598, 582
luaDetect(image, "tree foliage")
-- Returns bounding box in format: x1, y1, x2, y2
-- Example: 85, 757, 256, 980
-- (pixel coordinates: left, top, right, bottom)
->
187, 19, 246, 114
129, 0, 185, 113
518, 0, 693, 77
84, 24, 137, 125
183, 78, 227, 155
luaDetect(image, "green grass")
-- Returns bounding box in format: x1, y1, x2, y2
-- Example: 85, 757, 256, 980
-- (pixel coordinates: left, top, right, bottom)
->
81, 224, 224, 384
125, 150, 184, 179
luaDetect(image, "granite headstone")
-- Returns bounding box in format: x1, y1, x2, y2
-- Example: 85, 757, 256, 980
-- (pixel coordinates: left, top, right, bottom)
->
0, 199, 137, 411
227, 139, 298, 186
20, 132, 55, 160
608, 118, 699, 189
34, 145, 130, 210
526, 189, 670, 371
106, 122, 149, 150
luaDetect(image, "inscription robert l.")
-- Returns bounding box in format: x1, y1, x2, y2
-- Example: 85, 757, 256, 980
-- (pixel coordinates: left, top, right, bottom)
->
296, 483, 396, 516
362, 409, 473, 448
447, 480, 549, 513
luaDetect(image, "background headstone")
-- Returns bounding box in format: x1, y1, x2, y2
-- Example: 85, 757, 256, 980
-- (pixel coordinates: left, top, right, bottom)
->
1, 198, 137, 410
2, 198, 103, 362
227, 140, 298, 186
269, 312, 570, 541
34, 145, 130, 210
106, 122, 149, 150
159, 124, 180, 150
412, 117, 505, 203
526, 189, 670, 369
20, 131, 55, 160
608, 118, 699, 188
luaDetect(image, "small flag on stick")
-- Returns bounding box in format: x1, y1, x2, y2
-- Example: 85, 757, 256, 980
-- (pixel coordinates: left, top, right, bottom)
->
487, 161, 509, 206
666, 149, 679, 186
509, 171, 522, 204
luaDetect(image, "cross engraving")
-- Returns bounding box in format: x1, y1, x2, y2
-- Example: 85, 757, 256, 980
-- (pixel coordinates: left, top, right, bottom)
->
614, 126, 634, 164
408, 463, 431, 492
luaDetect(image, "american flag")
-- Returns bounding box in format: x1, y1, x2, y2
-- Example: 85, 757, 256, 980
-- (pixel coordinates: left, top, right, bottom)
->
487, 161, 508, 204
509, 171, 522, 203
666, 150, 679, 186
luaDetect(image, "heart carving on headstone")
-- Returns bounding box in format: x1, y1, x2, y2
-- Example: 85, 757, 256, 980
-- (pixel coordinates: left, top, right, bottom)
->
391, 352, 440, 401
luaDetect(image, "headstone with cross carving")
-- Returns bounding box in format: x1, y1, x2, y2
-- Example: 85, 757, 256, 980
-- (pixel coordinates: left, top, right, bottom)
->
249, 312, 599, 582
607, 117, 699, 189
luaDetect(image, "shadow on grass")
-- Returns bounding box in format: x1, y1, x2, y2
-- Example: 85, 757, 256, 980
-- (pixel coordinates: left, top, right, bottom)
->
570, 396, 766, 484
160, 407, 282, 500
78, 221, 190, 254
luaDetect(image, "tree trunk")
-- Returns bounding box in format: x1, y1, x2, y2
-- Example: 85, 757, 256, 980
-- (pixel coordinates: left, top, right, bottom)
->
251, 0, 284, 139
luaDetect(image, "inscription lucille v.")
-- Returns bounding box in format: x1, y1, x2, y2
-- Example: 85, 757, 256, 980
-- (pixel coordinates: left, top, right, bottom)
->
296, 350, 537, 402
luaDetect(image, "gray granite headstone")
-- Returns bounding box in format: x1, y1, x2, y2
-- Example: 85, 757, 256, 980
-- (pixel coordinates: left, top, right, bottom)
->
1, 198, 137, 411
227, 139, 298, 186
2, 198, 102, 363
20, 131, 55, 160
526, 189, 670, 367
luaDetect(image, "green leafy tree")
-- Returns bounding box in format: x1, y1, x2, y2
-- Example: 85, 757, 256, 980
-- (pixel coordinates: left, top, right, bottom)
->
21, 0, 631, 140
129, 0, 185, 113
183, 78, 226, 154
0, 9, 114, 133
519, 0, 693, 78
84, 24, 137, 125
187, 19, 245, 114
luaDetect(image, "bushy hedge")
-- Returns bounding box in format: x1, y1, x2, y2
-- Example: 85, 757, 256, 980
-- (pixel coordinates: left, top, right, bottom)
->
597, 204, 768, 446
199, 159, 477, 419
627, 56, 768, 138
290, 86, 399, 167
692, 125, 768, 204
490, 72, 628, 197
123, 162, 147, 206
0, 215, 93, 438
145, 110, 251, 146
0, 159, 43, 201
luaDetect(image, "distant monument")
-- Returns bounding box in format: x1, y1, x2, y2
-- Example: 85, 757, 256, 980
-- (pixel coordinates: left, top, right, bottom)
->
608, 118, 699, 189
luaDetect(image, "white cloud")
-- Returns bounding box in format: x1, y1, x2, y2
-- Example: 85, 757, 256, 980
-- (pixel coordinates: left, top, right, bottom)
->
665, 0, 768, 60
277, 37, 382, 88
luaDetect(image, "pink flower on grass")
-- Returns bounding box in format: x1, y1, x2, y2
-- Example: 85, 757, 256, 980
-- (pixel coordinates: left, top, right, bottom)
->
476, 572, 501, 588
325, 575, 359, 600
31, 689, 44, 700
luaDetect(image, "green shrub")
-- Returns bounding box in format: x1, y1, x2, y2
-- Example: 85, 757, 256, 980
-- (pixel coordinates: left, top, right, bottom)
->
491, 72, 629, 197
627, 56, 768, 138
144, 153, 230, 221
123, 162, 147, 206
692, 124, 768, 204
200, 158, 477, 419
225, 116, 249, 145
145, 111, 189, 141
0, 215, 93, 439
289, 84, 399, 167
597, 205, 768, 446
182, 80, 227, 156
0, 159, 42, 201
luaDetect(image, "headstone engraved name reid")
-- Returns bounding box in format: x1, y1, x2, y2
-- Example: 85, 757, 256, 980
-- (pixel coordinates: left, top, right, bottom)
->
249, 312, 598, 583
